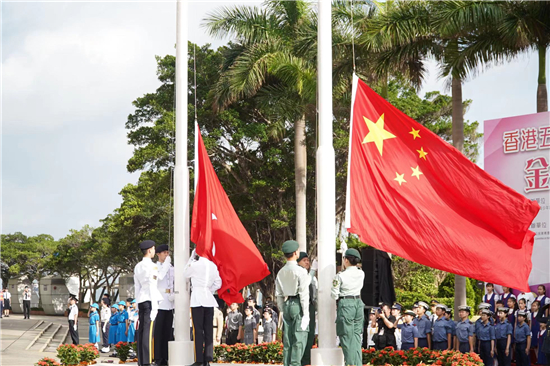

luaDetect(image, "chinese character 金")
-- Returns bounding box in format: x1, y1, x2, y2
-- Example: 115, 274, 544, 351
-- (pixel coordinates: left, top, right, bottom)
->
524, 156, 550, 193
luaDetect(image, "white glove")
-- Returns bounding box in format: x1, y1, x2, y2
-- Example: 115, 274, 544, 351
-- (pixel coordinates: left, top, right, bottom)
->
300, 317, 309, 331
151, 309, 158, 322
103, 325, 106, 333
166, 255, 171, 265
168, 293, 175, 302
74, 324, 78, 331
311, 259, 318, 271
340, 241, 348, 254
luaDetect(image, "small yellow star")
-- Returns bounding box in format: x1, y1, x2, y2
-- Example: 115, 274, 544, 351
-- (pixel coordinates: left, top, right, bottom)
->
394, 172, 407, 186
411, 166, 423, 180
409, 128, 421, 140
417, 147, 428, 160
362, 114, 396, 156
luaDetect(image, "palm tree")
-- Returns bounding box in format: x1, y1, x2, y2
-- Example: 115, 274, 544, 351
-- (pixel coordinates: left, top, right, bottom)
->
498, 1, 550, 112
363, 0, 520, 315
203, 1, 316, 251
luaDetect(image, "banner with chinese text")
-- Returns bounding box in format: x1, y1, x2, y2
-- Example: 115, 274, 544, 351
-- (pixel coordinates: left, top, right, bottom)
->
484, 112, 550, 291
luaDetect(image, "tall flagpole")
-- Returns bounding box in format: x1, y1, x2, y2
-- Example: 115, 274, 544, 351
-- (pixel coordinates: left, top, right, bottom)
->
311, 0, 344, 365
169, 0, 195, 364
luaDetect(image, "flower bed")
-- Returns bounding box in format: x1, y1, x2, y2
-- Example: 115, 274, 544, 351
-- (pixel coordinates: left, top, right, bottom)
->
362, 347, 484, 366
213, 342, 284, 364
55, 343, 99, 366
214, 344, 483, 365
35, 357, 60, 366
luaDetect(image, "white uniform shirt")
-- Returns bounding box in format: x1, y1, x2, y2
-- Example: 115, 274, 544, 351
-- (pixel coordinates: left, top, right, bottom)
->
518, 292, 536, 309
134, 257, 163, 310
536, 295, 550, 306
68, 304, 78, 321
183, 256, 222, 308
4, 291, 11, 300
157, 260, 175, 310
100, 306, 111, 323
23, 291, 31, 301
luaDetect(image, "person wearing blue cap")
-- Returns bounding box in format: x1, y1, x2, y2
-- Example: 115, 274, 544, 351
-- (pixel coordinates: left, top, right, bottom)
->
331, 248, 364, 366
276, 240, 311, 366
89, 303, 100, 348
117, 301, 129, 343
109, 305, 119, 346
134, 240, 163, 366
127, 299, 137, 343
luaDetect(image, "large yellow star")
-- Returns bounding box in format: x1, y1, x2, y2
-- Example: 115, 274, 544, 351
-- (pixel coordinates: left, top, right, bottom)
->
411, 166, 423, 180
362, 114, 396, 156
417, 147, 428, 160
409, 128, 421, 139
394, 172, 407, 186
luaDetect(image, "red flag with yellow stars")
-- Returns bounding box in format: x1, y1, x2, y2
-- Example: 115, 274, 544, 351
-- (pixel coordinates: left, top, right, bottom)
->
345, 75, 539, 291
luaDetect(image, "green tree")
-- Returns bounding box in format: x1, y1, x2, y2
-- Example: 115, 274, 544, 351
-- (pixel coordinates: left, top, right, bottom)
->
204, 1, 317, 250
1, 232, 57, 286
498, 1, 550, 112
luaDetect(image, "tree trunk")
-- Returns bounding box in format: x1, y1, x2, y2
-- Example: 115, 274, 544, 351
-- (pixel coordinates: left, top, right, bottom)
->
538, 45, 548, 113
381, 72, 389, 100
452, 75, 467, 319
295, 114, 307, 252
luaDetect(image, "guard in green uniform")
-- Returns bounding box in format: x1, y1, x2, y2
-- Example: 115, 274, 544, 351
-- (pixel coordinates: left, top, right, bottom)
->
276, 241, 311, 366
331, 248, 365, 366
297, 252, 318, 366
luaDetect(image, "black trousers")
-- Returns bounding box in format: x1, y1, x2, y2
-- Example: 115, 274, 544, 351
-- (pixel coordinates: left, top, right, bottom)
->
515, 341, 530, 366
154, 309, 174, 366
68, 320, 79, 344
101, 322, 110, 348
418, 338, 428, 348
227, 329, 239, 345
191, 306, 214, 363
496, 338, 511, 366
480, 340, 494, 366
137, 301, 154, 366
459, 341, 470, 353
23, 300, 31, 319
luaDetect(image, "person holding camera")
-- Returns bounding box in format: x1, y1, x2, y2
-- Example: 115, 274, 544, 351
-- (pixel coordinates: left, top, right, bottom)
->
331, 248, 365, 366
374, 303, 397, 350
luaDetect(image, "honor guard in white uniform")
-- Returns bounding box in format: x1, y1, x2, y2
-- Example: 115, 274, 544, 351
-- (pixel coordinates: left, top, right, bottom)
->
154, 244, 175, 366
184, 249, 222, 366
134, 240, 163, 366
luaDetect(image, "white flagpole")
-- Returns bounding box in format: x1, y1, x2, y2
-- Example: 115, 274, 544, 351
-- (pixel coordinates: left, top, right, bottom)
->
169, 0, 195, 364
194, 44, 199, 192
311, 0, 344, 364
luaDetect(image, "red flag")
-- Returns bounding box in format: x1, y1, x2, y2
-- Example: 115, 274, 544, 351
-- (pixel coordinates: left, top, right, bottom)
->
191, 128, 270, 304
345, 76, 539, 291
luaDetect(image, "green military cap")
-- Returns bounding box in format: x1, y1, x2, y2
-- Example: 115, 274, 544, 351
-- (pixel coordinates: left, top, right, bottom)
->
298, 251, 309, 262
282, 240, 299, 254
344, 248, 361, 259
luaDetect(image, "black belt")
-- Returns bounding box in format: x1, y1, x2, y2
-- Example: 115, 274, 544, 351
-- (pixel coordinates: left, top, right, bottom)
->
340, 296, 360, 299
287, 295, 299, 299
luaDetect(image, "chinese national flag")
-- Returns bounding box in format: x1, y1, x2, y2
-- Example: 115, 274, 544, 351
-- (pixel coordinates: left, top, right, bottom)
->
345, 76, 539, 291
191, 128, 270, 304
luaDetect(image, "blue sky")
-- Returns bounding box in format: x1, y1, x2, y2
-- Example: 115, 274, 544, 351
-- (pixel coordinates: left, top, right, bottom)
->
1, 1, 547, 239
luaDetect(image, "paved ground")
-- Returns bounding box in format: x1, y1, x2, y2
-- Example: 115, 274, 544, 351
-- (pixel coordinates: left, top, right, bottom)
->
1, 314, 272, 366
0, 314, 136, 366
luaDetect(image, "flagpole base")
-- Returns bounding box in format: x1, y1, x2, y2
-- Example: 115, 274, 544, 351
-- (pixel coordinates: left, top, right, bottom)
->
168, 340, 195, 366
311, 347, 344, 366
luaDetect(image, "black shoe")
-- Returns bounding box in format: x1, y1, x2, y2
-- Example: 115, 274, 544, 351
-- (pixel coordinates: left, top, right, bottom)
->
204, 363, 211, 366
